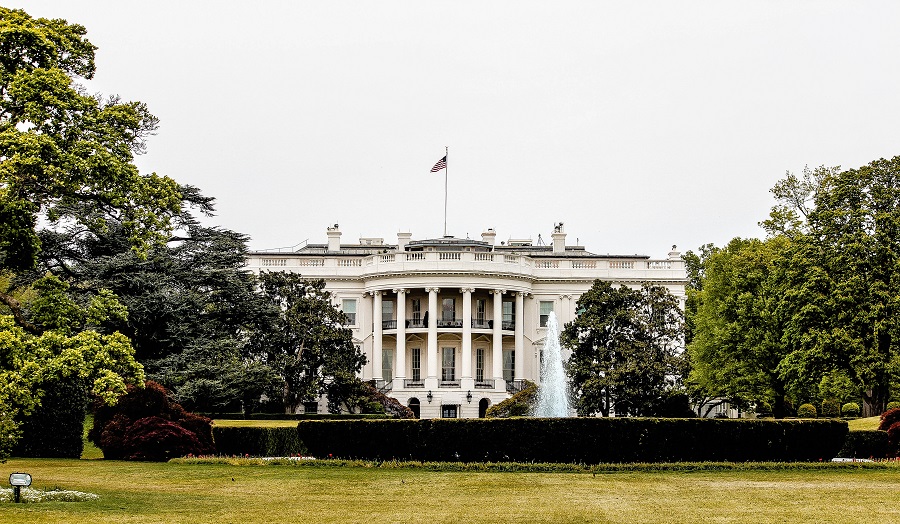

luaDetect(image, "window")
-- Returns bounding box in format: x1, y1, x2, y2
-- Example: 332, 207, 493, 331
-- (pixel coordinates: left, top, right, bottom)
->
442, 298, 456, 321
476, 299, 486, 324
442, 405, 458, 418
475, 348, 485, 382
540, 301, 554, 327
382, 300, 394, 323
303, 401, 318, 414
412, 299, 421, 324
503, 349, 515, 382
502, 301, 515, 328
382, 349, 393, 382
342, 299, 357, 326
411, 347, 421, 381
442, 347, 456, 381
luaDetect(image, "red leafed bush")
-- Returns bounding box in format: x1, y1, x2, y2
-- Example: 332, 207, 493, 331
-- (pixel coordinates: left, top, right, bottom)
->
89, 381, 214, 461
121, 416, 204, 461
878, 408, 900, 431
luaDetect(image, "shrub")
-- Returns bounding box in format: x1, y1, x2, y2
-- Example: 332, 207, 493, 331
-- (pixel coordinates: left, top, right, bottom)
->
821, 398, 841, 418
837, 430, 890, 459
877, 408, 900, 431
89, 381, 214, 461
12, 376, 87, 458
842, 403, 861, 417
485, 381, 537, 418
120, 416, 203, 461
797, 403, 817, 418
296, 418, 848, 463
886, 423, 900, 458
213, 426, 305, 457
887, 401, 900, 411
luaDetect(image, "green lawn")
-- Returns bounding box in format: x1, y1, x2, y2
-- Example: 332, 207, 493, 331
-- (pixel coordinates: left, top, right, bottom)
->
2, 458, 899, 523
847, 416, 881, 431
211, 419, 300, 428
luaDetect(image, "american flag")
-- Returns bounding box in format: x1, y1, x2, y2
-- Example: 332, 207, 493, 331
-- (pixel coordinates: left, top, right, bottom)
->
430, 155, 447, 172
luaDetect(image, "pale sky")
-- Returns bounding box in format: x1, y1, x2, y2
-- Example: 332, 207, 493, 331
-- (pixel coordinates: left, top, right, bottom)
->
11, 1, 900, 258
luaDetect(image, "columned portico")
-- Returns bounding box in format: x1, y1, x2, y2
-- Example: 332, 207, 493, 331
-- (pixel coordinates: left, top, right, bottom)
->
395, 288, 407, 382
426, 287, 439, 388
461, 287, 474, 390
515, 291, 525, 380
372, 291, 383, 381
492, 289, 504, 387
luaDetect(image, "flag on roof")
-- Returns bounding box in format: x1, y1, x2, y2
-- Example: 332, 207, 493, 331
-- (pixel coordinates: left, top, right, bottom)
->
430, 156, 447, 172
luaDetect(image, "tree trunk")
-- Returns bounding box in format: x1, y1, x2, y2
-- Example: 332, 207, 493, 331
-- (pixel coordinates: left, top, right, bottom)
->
862, 385, 889, 417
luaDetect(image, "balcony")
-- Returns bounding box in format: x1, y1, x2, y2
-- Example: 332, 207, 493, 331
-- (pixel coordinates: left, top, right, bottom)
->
439, 379, 461, 388
374, 379, 393, 392
474, 379, 495, 389
506, 380, 526, 393
437, 319, 463, 328
381, 320, 396, 329
404, 379, 425, 388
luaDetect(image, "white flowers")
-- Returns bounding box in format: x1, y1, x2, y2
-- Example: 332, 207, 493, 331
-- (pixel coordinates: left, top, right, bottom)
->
0, 487, 99, 503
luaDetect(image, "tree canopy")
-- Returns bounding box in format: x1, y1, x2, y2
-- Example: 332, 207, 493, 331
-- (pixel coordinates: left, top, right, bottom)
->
563, 281, 684, 417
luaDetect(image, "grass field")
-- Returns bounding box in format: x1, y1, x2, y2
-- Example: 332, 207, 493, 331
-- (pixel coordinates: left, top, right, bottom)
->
2, 458, 899, 523
847, 416, 881, 431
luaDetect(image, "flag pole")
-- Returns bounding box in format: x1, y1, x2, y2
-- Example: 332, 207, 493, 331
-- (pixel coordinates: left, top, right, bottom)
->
443, 146, 448, 237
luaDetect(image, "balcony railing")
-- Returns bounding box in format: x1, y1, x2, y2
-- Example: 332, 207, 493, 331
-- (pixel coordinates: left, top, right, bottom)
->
474, 379, 495, 389
404, 379, 425, 388
406, 319, 425, 328
502, 321, 515, 330
437, 319, 463, 328
374, 379, 393, 392
382, 320, 397, 329
471, 319, 491, 329
506, 379, 526, 393
439, 379, 461, 388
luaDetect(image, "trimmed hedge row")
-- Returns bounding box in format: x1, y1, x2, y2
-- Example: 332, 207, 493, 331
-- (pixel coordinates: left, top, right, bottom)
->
213, 427, 305, 457
206, 413, 390, 421
838, 430, 889, 459
296, 418, 849, 463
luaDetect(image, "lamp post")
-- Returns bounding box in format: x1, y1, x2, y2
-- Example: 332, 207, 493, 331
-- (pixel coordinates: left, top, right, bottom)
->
9, 472, 31, 503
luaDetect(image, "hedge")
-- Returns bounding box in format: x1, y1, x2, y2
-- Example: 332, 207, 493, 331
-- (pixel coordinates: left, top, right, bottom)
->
213, 426, 305, 457
837, 430, 889, 459
205, 413, 389, 421
12, 377, 87, 458
296, 418, 849, 463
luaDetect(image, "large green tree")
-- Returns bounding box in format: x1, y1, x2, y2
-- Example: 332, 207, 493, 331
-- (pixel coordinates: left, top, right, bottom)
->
248, 272, 367, 414
563, 281, 684, 417
36, 186, 281, 413
687, 237, 793, 417
0, 7, 180, 458
765, 160, 900, 416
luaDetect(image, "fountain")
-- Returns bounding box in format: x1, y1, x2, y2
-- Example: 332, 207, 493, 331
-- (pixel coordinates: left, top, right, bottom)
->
534, 311, 570, 417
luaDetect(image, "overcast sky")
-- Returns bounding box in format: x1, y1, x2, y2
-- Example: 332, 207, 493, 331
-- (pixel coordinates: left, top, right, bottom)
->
11, 1, 900, 257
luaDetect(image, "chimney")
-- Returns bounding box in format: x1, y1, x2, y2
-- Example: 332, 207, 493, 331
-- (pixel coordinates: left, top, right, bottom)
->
668, 245, 681, 261
397, 232, 412, 251
481, 228, 496, 246
326, 224, 341, 252
551, 222, 566, 254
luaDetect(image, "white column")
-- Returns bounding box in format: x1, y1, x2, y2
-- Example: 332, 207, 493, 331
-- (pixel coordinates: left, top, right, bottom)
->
364, 291, 374, 380
427, 287, 439, 381
492, 289, 504, 386
372, 291, 383, 382
395, 288, 407, 381
461, 288, 474, 382
515, 291, 525, 380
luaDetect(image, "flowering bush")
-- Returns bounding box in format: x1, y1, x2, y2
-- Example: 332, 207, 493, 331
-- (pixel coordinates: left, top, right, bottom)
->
0, 487, 99, 503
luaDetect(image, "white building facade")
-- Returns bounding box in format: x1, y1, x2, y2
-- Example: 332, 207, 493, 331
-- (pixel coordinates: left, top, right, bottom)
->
245, 224, 687, 419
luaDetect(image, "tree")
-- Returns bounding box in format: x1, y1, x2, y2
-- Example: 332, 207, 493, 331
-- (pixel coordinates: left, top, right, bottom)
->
0, 277, 144, 460
687, 237, 794, 417
765, 159, 900, 416
563, 281, 683, 417
248, 272, 367, 413
36, 186, 281, 413
0, 7, 181, 316
0, 7, 180, 459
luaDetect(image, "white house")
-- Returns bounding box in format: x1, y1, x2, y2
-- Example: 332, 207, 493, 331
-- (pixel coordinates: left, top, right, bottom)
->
245, 223, 687, 419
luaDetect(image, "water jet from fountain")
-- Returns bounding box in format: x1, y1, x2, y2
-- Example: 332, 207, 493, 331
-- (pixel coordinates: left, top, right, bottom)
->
534, 311, 570, 417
